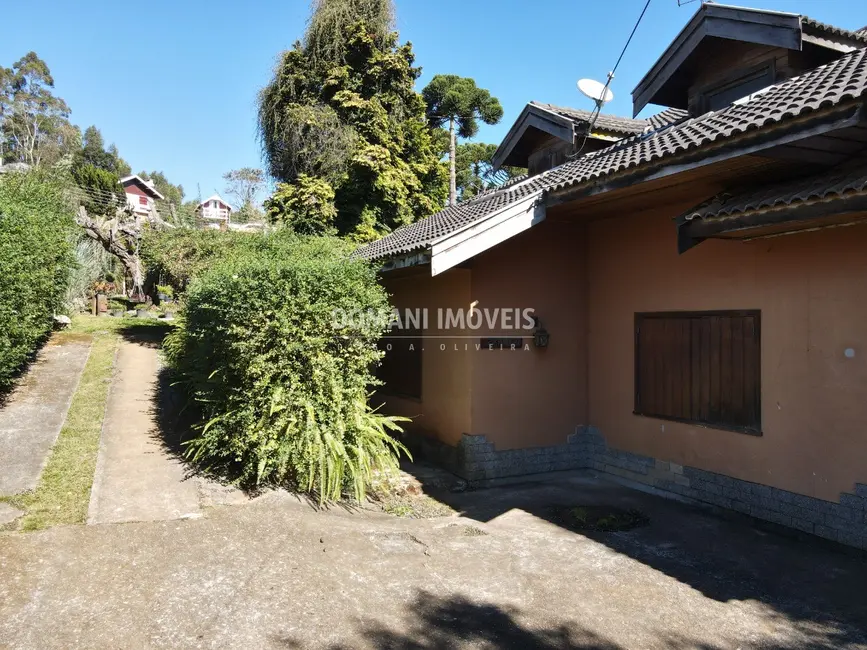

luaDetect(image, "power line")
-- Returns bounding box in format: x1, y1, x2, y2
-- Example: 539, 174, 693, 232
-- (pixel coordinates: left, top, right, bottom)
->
570, 0, 653, 159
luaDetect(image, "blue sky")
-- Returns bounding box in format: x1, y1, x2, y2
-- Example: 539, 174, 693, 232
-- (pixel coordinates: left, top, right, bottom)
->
1, 0, 862, 203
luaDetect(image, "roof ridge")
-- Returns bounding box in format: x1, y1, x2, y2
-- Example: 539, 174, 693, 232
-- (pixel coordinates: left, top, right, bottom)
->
358, 47, 867, 263
531, 101, 643, 122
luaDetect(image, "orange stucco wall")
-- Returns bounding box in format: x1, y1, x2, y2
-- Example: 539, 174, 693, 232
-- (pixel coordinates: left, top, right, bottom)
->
380, 268, 472, 446
380, 220, 588, 451
586, 206, 867, 501
378, 202, 867, 502
468, 220, 588, 449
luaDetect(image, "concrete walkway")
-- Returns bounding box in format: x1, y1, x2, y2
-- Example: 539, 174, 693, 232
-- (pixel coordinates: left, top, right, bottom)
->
2, 475, 866, 649
0, 339, 91, 496
87, 340, 202, 524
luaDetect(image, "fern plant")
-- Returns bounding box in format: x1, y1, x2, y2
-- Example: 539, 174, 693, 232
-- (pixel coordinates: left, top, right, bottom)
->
164, 233, 409, 502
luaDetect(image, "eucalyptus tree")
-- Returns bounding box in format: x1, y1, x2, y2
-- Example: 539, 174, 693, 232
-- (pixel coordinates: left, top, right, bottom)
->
422, 75, 503, 206
0, 52, 73, 166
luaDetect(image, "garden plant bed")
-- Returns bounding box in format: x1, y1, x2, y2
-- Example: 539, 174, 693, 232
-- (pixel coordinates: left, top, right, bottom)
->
550, 504, 649, 532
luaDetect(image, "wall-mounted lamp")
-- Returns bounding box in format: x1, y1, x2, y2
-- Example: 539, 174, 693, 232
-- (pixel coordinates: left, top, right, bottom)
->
533, 317, 550, 348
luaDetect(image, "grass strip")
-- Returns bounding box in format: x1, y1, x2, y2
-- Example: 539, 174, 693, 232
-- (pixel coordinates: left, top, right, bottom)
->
15, 331, 118, 530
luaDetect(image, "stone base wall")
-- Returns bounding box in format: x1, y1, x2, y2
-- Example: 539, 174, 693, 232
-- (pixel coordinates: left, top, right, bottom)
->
403, 426, 867, 550
573, 426, 867, 550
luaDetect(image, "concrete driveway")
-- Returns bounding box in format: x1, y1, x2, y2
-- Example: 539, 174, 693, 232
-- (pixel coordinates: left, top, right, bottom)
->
1, 472, 865, 649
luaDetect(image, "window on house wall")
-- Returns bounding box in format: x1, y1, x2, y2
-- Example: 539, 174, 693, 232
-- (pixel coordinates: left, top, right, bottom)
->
139, 196, 148, 206
377, 328, 422, 399
634, 311, 761, 433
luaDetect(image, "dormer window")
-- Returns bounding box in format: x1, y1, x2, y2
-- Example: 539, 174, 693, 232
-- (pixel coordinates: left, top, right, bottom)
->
631, 3, 864, 117
692, 62, 776, 114
492, 102, 647, 176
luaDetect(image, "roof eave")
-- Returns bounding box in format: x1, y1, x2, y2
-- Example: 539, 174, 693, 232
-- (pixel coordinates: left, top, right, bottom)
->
430, 192, 545, 276
492, 103, 575, 170
677, 191, 867, 252
120, 174, 165, 200
549, 102, 866, 208
631, 3, 802, 116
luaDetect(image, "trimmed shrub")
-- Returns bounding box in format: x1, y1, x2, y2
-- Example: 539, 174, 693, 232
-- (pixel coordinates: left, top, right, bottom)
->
0, 170, 75, 388
140, 228, 266, 294
163, 234, 408, 501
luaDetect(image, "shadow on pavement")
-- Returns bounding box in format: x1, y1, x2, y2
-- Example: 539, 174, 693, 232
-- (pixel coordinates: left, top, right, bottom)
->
118, 321, 174, 349
279, 588, 859, 650
401, 465, 867, 649
273, 591, 622, 649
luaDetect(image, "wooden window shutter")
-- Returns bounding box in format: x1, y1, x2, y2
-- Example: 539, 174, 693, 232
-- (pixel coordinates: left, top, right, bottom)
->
635, 311, 760, 433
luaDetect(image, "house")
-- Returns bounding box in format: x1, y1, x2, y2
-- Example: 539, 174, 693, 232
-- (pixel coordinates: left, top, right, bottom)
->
197, 195, 234, 230
121, 175, 164, 217
358, 3, 867, 549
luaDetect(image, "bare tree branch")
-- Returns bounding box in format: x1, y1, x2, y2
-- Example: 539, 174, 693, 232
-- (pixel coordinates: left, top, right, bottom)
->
75, 204, 174, 297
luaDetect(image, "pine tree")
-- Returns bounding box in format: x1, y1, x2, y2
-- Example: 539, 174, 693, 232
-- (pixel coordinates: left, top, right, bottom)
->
422, 75, 503, 206
258, 0, 446, 240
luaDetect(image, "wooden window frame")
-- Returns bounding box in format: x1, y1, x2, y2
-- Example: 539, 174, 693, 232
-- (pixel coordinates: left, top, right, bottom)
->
634, 310, 761, 435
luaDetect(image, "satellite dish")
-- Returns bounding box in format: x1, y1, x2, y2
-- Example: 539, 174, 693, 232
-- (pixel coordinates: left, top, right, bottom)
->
577, 78, 614, 106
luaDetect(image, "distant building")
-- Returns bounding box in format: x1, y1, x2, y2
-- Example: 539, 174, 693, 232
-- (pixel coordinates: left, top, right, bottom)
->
120, 175, 164, 217
197, 195, 234, 230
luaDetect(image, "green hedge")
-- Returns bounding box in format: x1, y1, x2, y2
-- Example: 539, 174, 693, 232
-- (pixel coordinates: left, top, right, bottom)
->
163, 234, 408, 501
140, 228, 256, 293
0, 170, 75, 388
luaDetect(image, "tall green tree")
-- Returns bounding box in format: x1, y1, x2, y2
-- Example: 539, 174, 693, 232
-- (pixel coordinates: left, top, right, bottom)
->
257, 0, 446, 241
139, 170, 184, 206
108, 144, 131, 176
74, 126, 130, 177
422, 75, 503, 206
455, 142, 524, 200
264, 175, 337, 234
0, 52, 73, 166
305, 0, 394, 68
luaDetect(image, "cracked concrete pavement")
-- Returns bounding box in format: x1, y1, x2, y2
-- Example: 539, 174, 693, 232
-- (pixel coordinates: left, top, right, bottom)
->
0, 339, 91, 496
2, 473, 866, 649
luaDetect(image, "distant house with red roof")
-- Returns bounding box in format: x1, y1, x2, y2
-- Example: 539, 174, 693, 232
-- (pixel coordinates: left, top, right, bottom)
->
121, 175, 164, 217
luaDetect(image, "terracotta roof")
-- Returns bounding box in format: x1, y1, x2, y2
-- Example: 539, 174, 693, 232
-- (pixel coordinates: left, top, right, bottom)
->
544, 46, 867, 192
530, 102, 649, 135
802, 16, 867, 45
358, 47, 867, 262
531, 102, 689, 135
680, 164, 867, 223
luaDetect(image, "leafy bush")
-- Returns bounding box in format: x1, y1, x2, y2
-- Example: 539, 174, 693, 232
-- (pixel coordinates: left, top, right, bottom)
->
63, 237, 115, 313
141, 228, 262, 293
155, 284, 174, 298
163, 235, 408, 501
0, 169, 75, 388
264, 175, 337, 235
70, 163, 124, 216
